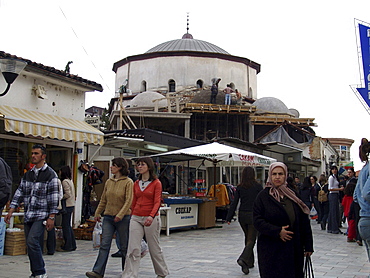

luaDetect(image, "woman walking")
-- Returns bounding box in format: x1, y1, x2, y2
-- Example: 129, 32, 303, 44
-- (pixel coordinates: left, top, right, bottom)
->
86, 157, 133, 278
253, 162, 313, 278
58, 166, 77, 252
226, 167, 263, 275
327, 165, 344, 234
122, 157, 169, 278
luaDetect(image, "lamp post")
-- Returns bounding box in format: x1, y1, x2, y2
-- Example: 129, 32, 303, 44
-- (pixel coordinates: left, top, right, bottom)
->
0, 58, 27, 97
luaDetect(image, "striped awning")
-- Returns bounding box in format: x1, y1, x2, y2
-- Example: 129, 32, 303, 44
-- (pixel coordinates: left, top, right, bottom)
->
0, 105, 104, 145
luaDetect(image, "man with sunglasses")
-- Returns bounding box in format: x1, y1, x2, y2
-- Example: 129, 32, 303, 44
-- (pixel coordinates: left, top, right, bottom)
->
5, 144, 59, 278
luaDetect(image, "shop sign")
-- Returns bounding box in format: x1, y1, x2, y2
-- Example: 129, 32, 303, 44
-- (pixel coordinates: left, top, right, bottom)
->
357, 23, 370, 108
165, 203, 198, 228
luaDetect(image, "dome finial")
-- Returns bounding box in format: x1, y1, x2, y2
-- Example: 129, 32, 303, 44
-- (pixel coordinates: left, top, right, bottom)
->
182, 12, 193, 39
187, 12, 189, 34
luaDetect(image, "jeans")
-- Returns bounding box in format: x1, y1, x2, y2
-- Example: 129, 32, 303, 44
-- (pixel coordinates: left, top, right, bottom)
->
46, 229, 56, 254
318, 201, 329, 229
92, 215, 130, 276
61, 206, 76, 251
359, 217, 370, 261
24, 220, 46, 276
238, 211, 257, 267
225, 94, 231, 105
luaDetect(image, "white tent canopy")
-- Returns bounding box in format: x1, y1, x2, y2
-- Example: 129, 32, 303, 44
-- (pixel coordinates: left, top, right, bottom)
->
148, 142, 276, 167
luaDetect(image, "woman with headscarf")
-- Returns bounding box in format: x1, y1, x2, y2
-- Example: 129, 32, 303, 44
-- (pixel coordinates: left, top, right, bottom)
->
253, 162, 313, 278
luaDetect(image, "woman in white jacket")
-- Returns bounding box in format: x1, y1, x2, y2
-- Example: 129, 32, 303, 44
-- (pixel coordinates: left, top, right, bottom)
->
58, 165, 77, 252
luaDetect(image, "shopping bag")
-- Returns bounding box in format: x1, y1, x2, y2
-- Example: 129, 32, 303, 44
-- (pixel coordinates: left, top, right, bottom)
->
141, 239, 149, 258
309, 207, 318, 220
92, 221, 103, 249
303, 255, 314, 278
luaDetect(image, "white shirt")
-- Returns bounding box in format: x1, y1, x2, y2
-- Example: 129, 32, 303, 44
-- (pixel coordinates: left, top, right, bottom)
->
328, 175, 339, 193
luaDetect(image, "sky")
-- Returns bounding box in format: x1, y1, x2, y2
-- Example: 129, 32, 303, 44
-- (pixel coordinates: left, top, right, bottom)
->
1, 0, 369, 170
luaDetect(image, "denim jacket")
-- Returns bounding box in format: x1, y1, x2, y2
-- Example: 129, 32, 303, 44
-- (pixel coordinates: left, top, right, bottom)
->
354, 162, 370, 217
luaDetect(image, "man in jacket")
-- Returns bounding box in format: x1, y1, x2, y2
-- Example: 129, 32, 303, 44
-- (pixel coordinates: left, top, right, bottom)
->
5, 144, 59, 278
0, 157, 12, 215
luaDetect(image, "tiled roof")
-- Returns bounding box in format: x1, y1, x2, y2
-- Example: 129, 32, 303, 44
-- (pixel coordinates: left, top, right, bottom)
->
0, 51, 103, 91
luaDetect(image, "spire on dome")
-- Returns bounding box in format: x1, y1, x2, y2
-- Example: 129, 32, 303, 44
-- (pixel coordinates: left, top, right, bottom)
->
182, 12, 193, 39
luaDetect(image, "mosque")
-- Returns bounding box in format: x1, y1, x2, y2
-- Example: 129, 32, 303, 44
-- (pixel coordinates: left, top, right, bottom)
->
95, 22, 340, 190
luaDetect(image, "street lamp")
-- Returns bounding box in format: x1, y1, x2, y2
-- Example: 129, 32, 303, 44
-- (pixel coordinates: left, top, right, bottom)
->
0, 58, 27, 97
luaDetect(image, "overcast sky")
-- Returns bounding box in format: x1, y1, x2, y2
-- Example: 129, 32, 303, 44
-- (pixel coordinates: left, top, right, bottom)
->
1, 0, 369, 170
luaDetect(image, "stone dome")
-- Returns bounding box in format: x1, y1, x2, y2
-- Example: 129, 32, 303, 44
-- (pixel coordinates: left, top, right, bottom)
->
146, 33, 230, 55
129, 91, 167, 108
254, 97, 294, 115
289, 108, 300, 118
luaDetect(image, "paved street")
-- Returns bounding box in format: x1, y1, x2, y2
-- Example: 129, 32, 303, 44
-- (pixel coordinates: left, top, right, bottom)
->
1, 219, 369, 278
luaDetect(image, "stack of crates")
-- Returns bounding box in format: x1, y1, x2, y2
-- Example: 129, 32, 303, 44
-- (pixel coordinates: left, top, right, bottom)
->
4, 230, 26, 256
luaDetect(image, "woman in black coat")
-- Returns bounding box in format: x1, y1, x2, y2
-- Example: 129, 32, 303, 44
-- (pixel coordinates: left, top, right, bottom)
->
253, 162, 313, 278
226, 167, 263, 275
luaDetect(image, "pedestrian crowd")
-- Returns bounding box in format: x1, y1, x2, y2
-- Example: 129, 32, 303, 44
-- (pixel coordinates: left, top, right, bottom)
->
1, 139, 370, 278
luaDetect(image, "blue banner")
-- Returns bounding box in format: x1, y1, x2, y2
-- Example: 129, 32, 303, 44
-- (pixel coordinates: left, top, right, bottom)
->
357, 24, 370, 108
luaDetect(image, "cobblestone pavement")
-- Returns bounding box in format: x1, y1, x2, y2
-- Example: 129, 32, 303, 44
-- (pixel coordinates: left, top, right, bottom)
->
1, 219, 370, 278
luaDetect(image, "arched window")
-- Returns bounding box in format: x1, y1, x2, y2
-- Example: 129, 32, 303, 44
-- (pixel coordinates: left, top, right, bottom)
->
141, 80, 147, 92
196, 79, 203, 89
230, 82, 236, 90
168, 79, 176, 92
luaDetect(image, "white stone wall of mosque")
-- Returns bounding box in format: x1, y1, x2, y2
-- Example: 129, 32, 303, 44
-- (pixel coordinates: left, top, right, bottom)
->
0, 72, 86, 121
115, 56, 258, 99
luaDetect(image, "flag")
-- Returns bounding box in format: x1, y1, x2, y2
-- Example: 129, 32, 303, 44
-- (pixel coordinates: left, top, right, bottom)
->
344, 162, 354, 170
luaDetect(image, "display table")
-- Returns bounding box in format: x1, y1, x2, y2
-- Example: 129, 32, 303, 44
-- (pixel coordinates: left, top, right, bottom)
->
161, 198, 203, 235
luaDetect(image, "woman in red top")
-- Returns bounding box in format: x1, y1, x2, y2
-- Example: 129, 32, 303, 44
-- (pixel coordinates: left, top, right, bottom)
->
122, 157, 169, 278
342, 181, 357, 242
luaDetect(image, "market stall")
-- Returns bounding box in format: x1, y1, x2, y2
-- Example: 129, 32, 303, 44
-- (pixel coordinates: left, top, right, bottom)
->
146, 142, 277, 228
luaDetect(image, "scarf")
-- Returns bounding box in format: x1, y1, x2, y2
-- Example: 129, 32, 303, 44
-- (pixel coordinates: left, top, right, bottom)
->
266, 162, 310, 215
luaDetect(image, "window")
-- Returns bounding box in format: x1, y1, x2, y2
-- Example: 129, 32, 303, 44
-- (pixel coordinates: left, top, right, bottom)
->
168, 79, 176, 92
141, 80, 147, 92
230, 82, 235, 90
196, 79, 203, 88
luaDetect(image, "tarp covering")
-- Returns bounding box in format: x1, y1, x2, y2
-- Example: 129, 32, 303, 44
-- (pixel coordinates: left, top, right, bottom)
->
148, 142, 276, 167
0, 105, 104, 145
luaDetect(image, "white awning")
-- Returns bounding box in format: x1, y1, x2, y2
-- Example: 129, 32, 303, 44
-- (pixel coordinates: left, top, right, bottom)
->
0, 105, 104, 145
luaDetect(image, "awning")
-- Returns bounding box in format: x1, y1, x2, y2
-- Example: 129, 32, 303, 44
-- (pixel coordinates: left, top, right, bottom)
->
0, 105, 104, 145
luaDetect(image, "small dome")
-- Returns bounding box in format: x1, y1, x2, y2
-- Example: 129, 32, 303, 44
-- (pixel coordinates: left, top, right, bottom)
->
130, 91, 167, 108
254, 97, 293, 115
289, 108, 300, 118
146, 35, 229, 55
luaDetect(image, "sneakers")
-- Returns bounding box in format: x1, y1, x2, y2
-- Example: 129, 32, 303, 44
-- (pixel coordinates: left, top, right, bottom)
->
347, 238, 356, 242
34, 275, 48, 278
86, 271, 103, 278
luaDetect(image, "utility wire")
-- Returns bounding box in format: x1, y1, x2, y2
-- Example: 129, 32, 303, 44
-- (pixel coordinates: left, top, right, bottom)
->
58, 5, 111, 92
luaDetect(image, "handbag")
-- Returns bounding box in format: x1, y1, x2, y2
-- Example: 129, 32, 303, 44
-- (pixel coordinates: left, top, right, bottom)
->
59, 199, 67, 215
304, 255, 314, 278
